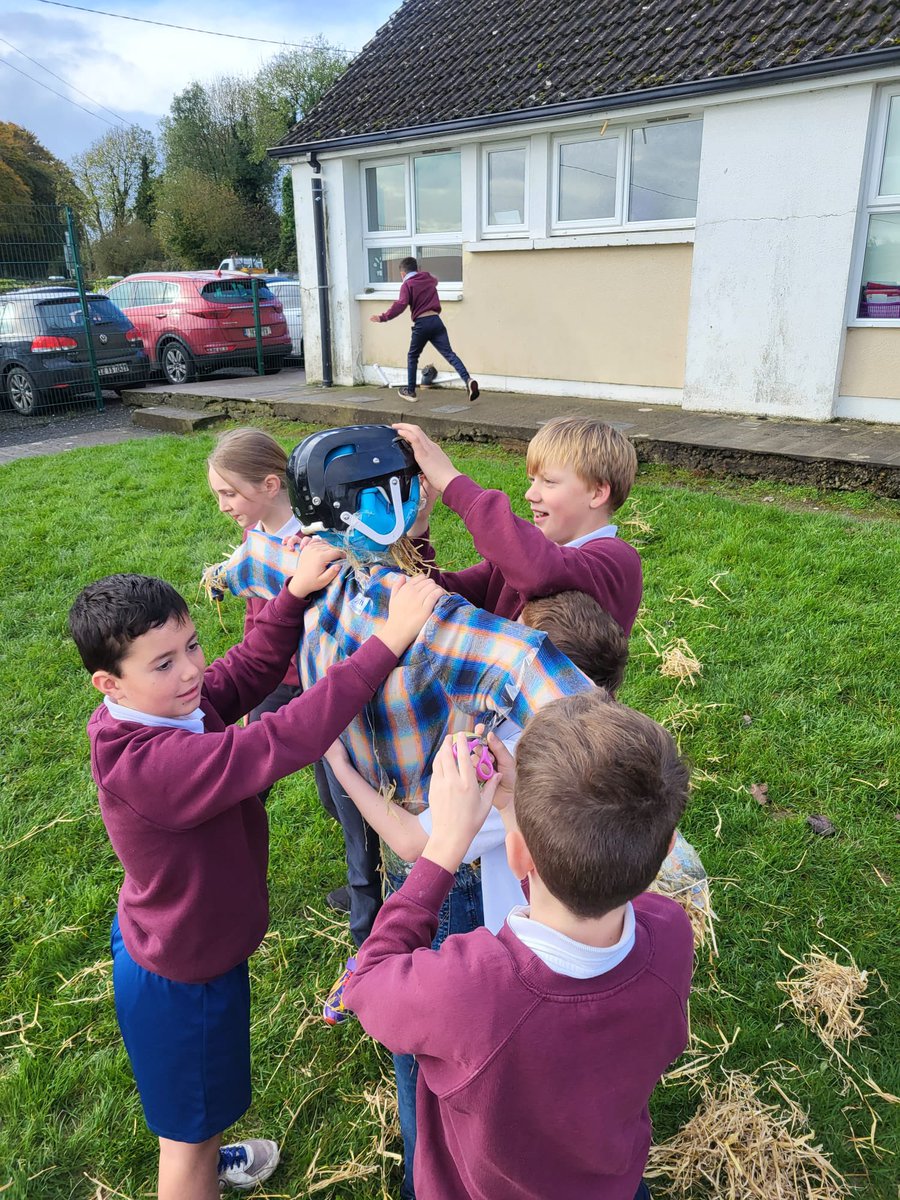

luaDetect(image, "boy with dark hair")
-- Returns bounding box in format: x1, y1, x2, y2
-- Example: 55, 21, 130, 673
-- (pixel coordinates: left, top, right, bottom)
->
521, 590, 629, 695
369, 256, 479, 403
394, 415, 642, 637
68, 553, 442, 1200
345, 692, 693, 1200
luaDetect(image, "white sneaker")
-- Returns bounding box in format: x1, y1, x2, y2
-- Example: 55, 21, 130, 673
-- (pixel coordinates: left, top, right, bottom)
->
218, 1139, 280, 1191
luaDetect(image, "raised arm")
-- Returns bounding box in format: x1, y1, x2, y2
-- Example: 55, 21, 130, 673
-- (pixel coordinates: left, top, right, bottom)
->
324, 740, 428, 861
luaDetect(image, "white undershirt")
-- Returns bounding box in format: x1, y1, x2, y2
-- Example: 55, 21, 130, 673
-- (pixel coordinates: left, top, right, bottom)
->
507, 902, 636, 978
103, 695, 205, 734
256, 514, 301, 540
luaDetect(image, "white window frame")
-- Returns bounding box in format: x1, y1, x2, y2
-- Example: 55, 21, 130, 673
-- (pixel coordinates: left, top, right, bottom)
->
550, 115, 702, 236
482, 141, 530, 236
848, 86, 900, 327
551, 130, 625, 231
361, 152, 463, 289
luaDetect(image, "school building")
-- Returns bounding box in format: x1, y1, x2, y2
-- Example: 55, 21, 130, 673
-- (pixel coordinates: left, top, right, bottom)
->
271, 0, 900, 425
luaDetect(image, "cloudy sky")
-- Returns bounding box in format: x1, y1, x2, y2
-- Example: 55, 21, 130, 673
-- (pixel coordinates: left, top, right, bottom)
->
2, 0, 396, 166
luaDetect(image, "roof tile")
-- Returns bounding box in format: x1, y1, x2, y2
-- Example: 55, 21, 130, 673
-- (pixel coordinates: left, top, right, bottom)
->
280, 0, 900, 148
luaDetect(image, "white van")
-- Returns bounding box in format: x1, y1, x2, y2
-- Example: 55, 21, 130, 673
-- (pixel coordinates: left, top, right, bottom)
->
217, 256, 265, 274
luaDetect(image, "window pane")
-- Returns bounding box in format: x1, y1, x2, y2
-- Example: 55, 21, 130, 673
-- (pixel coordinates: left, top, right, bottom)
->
415, 244, 462, 282
365, 164, 407, 233
857, 214, 900, 317
558, 138, 619, 222
879, 95, 900, 196
488, 148, 526, 225
415, 153, 461, 233
367, 245, 413, 284
629, 120, 702, 221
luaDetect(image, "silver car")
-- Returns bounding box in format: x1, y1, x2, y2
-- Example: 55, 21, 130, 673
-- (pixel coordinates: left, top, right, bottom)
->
266, 279, 303, 362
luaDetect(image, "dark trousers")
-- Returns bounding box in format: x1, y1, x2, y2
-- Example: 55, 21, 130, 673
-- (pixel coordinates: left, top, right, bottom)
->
320, 759, 383, 948
248, 683, 337, 819
407, 314, 469, 394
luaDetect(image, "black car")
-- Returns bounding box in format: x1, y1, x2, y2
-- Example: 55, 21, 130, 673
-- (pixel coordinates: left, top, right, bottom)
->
0, 287, 150, 415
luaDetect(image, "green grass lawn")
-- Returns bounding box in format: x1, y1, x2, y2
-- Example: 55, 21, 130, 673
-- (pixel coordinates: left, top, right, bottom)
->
0, 425, 898, 1199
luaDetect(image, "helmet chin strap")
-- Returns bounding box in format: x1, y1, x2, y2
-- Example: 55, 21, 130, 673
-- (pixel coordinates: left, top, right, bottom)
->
341, 475, 407, 546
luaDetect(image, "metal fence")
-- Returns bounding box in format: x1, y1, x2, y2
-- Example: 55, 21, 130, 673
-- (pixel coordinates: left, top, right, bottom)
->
0, 203, 297, 432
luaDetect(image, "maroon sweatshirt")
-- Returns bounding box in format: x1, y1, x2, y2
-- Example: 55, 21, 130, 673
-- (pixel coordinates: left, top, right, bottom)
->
377, 271, 442, 323
87, 585, 398, 983
346, 858, 693, 1200
417, 474, 643, 633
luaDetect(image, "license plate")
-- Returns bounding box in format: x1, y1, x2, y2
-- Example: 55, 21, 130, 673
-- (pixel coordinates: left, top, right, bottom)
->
98, 363, 129, 376
244, 326, 271, 337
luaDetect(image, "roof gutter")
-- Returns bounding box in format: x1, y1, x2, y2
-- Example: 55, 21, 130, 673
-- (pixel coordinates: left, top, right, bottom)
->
269, 45, 900, 158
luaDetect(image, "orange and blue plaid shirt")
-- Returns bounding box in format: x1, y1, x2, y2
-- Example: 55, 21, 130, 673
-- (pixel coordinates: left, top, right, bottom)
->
205, 534, 592, 812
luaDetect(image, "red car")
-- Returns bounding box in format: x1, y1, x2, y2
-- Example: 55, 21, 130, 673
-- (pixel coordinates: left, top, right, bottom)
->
106, 272, 291, 385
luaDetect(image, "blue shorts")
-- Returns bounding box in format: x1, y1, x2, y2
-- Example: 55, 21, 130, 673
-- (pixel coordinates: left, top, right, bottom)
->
111, 916, 251, 1143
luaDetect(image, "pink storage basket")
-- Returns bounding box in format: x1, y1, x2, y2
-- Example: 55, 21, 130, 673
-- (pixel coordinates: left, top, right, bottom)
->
861, 301, 900, 318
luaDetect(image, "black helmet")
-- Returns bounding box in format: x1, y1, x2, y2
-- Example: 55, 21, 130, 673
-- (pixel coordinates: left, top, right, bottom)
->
286, 425, 421, 550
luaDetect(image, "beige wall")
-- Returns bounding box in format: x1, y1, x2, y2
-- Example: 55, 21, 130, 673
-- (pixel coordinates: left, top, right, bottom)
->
360, 244, 693, 388
840, 328, 900, 399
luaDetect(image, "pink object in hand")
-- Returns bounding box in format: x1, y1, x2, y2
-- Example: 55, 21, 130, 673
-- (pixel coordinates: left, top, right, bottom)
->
452, 737, 496, 782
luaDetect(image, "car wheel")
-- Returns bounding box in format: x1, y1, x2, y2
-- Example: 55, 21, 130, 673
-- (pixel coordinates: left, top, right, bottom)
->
6, 366, 40, 415
160, 341, 196, 386
263, 366, 282, 375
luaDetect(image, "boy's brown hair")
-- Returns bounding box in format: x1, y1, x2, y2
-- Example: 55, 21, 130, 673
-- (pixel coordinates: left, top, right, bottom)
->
514, 692, 688, 918
521, 592, 628, 695
526, 416, 638, 512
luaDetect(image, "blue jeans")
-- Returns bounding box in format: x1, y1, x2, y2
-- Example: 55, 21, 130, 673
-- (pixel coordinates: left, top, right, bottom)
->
386, 860, 483, 1200
320, 760, 383, 949
407, 315, 469, 394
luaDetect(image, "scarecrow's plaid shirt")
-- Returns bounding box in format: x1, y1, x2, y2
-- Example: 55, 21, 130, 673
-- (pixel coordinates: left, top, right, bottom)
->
204, 532, 591, 812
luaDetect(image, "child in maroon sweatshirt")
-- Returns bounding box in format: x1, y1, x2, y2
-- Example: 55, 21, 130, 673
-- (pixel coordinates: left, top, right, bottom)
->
370, 255, 479, 403
394, 415, 642, 636
345, 690, 693, 1200
68, 547, 442, 1200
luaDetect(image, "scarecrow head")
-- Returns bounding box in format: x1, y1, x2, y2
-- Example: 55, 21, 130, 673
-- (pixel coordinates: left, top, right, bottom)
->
287, 425, 421, 556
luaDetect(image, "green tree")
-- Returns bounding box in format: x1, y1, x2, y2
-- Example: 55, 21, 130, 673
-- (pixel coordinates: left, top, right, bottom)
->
92, 219, 165, 276
278, 172, 297, 272
133, 154, 157, 227
0, 123, 83, 278
155, 170, 265, 267
249, 41, 349, 162
71, 125, 157, 235
162, 78, 274, 208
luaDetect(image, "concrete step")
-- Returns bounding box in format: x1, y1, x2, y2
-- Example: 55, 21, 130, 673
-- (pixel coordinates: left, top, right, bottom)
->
131, 406, 227, 433
121, 388, 214, 412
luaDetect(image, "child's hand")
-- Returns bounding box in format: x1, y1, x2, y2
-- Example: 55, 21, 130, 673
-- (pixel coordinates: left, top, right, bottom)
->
392, 424, 460, 494
406, 476, 438, 539
424, 733, 498, 873
282, 533, 311, 553
369, 314, 381, 323
288, 538, 345, 599
486, 732, 517, 814
380, 574, 444, 655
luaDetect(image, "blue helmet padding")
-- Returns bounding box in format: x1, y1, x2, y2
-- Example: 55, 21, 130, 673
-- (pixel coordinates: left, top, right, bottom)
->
350, 476, 421, 554
324, 445, 355, 468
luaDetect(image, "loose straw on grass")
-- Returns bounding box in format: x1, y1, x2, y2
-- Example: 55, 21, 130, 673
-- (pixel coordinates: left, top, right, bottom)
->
777, 945, 869, 1052
646, 1071, 850, 1199
660, 638, 702, 686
